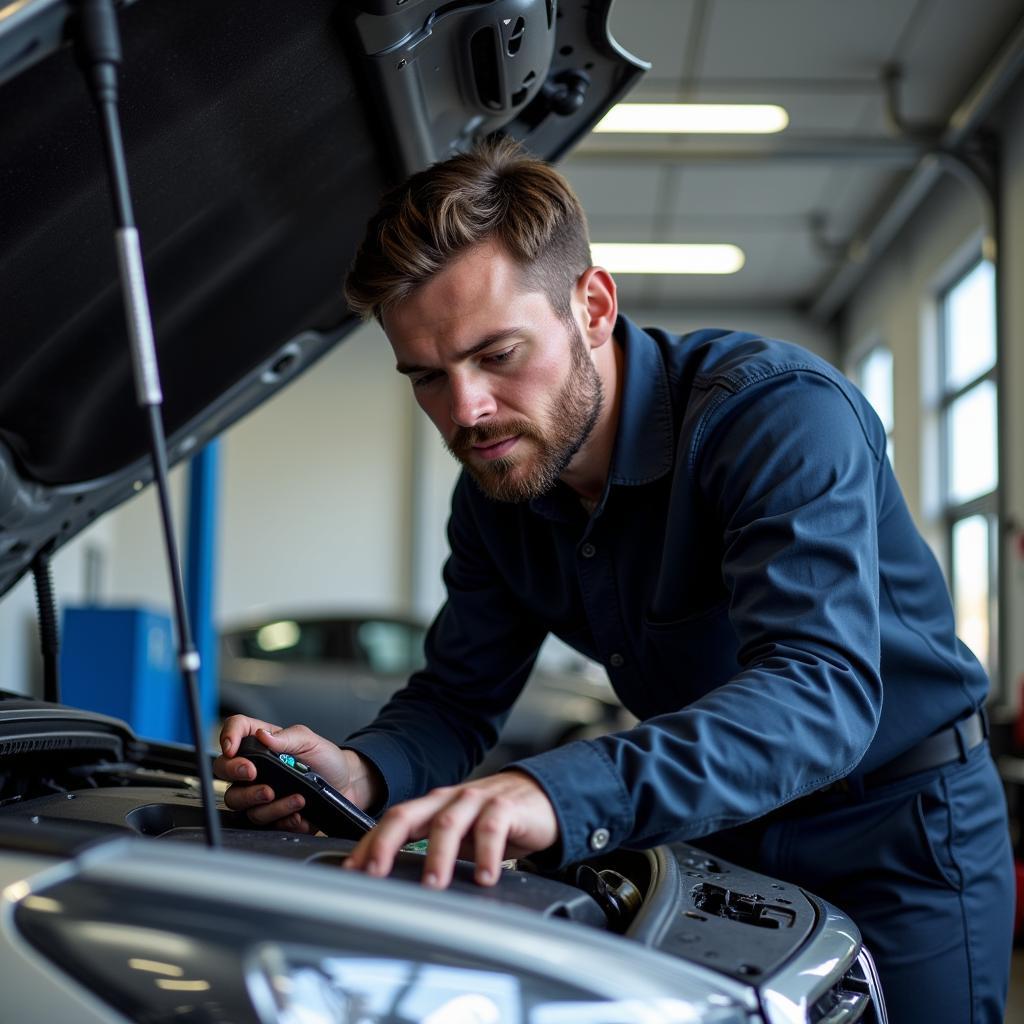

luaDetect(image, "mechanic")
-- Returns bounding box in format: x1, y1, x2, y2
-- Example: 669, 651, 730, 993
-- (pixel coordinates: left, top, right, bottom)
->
215, 137, 1013, 1022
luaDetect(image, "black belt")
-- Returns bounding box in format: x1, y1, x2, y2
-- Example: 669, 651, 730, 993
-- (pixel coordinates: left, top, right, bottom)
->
863, 707, 987, 788
799, 708, 988, 805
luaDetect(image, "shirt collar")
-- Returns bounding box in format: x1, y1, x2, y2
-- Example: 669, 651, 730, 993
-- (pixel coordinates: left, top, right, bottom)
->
529, 316, 675, 521
606, 314, 675, 487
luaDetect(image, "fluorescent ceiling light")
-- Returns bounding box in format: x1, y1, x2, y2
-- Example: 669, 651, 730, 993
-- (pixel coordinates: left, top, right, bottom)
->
591, 243, 745, 275
594, 103, 789, 134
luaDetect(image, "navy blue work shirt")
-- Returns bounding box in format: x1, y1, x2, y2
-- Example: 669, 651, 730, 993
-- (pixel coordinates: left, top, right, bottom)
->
343, 316, 989, 867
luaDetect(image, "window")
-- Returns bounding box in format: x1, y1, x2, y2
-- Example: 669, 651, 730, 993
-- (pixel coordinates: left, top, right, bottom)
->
938, 259, 999, 681
855, 345, 894, 464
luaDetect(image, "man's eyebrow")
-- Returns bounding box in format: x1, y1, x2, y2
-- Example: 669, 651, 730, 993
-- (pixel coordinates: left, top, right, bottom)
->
395, 327, 525, 375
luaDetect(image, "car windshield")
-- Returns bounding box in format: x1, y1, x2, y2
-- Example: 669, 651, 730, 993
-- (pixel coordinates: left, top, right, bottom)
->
231, 618, 427, 674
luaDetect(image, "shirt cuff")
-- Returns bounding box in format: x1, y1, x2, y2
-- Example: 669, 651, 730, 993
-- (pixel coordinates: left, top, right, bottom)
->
340, 732, 416, 813
507, 740, 634, 869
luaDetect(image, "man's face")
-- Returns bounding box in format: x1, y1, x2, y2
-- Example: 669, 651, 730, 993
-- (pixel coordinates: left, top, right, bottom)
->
383, 241, 603, 503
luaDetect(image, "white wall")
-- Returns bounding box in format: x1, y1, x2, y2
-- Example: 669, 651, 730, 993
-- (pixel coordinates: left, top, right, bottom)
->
216, 321, 414, 625
409, 404, 461, 621
839, 76, 1024, 708
71, 317, 416, 628
0, 515, 114, 697
102, 465, 188, 606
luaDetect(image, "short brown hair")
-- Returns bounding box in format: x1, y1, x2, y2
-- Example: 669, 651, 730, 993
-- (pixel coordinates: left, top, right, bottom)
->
345, 136, 592, 323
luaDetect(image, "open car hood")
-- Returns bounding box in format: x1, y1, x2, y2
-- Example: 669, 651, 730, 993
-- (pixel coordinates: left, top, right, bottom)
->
0, 0, 647, 598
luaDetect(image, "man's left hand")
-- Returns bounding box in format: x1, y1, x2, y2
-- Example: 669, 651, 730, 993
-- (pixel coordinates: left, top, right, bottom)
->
342, 770, 558, 889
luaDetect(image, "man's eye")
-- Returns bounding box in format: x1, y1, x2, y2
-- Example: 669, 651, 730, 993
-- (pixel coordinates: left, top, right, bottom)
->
412, 372, 441, 389
485, 346, 517, 366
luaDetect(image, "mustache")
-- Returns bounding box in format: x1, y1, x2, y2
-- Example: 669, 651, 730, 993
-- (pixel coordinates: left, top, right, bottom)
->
450, 419, 536, 454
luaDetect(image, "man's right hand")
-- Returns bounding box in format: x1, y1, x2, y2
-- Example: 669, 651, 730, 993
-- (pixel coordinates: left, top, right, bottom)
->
214, 716, 382, 832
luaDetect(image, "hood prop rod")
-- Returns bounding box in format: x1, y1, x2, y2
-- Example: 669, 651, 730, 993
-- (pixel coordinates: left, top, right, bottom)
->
74, 0, 220, 849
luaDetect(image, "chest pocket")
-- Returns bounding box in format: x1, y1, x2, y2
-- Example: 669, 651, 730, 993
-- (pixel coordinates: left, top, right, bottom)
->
639, 601, 740, 713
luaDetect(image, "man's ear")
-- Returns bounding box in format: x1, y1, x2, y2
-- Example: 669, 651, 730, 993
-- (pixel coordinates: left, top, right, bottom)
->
574, 265, 618, 350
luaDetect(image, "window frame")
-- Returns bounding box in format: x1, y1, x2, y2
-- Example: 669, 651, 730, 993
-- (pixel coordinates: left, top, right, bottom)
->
936, 255, 1000, 688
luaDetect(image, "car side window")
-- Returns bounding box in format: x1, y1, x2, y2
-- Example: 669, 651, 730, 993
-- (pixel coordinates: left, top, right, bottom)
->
355, 620, 427, 674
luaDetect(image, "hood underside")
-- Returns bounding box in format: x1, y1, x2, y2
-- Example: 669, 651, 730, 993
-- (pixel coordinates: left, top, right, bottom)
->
0, 0, 646, 597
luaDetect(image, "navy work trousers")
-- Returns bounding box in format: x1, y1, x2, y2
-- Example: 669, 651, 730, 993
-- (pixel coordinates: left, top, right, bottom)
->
700, 742, 1014, 1023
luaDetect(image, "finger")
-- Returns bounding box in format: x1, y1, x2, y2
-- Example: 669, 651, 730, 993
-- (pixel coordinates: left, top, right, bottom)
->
272, 813, 314, 835
254, 724, 321, 757
422, 791, 484, 889
247, 792, 305, 826
219, 715, 280, 758
345, 793, 447, 876
222, 783, 275, 812
215, 723, 304, 785
470, 797, 512, 887
343, 810, 414, 875
213, 754, 258, 784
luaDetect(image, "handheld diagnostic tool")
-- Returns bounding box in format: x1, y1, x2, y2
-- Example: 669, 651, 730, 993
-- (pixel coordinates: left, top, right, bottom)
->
237, 737, 377, 839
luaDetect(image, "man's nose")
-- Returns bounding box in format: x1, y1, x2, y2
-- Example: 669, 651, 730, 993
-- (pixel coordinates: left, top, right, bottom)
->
449, 375, 496, 428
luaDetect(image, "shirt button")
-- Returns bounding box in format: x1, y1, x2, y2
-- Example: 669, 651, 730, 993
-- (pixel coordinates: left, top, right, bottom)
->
589, 827, 610, 851
580, 543, 596, 558
609, 653, 625, 668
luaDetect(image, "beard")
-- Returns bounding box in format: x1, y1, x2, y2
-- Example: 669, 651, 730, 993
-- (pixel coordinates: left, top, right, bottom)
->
445, 320, 604, 503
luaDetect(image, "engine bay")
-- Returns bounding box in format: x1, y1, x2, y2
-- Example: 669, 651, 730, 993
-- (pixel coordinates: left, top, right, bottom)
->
0, 702, 824, 989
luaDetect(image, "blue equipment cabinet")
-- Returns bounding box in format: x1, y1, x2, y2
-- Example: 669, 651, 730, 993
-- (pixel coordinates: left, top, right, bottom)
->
60, 606, 186, 743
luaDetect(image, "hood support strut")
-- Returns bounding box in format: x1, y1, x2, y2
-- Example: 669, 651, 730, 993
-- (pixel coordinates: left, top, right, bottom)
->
74, 0, 221, 849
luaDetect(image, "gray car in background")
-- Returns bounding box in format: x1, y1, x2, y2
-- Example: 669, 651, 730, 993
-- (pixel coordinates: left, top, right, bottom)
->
219, 612, 635, 767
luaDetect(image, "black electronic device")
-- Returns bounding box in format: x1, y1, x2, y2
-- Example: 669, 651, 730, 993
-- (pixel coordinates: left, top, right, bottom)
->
237, 737, 377, 840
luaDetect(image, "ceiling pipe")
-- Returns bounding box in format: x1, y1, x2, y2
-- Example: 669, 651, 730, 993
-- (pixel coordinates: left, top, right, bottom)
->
572, 135, 925, 165
809, 14, 1024, 322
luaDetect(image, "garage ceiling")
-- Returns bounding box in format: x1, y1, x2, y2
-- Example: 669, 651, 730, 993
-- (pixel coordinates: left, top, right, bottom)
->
561, 0, 1024, 318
